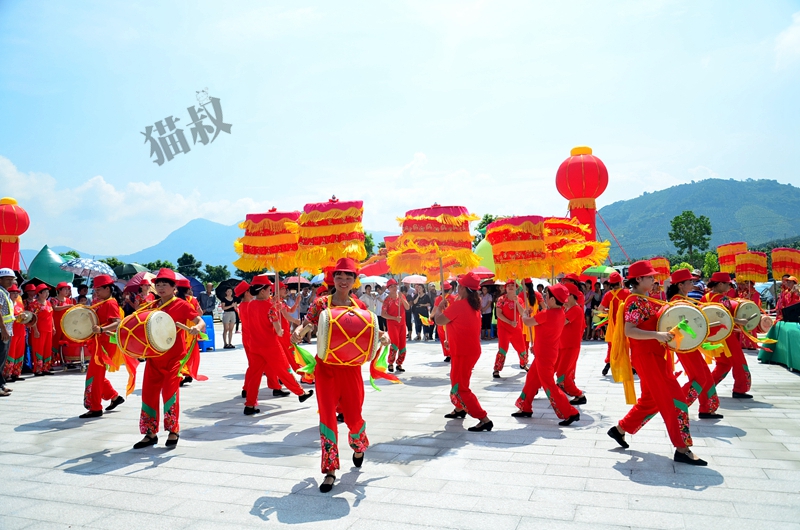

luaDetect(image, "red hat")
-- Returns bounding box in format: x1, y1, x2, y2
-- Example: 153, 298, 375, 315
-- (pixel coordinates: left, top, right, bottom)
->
788, 276, 798, 284
671, 269, 693, 284
609, 272, 622, 284
626, 260, 658, 279
564, 282, 581, 299
315, 285, 328, 296
505, 279, 516, 286
563, 273, 581, 283
176, 278, 191, 289
7, 284, 20, 293
458, 272, 481, 290
24, 284, 37, 292
93, 275, 115, 288
140, 279, 151, 286
548, 283, 569, 304
155, 268, 177, 283
234, 280, 250, 297
524, 278, 533, 285
333, 257, 359, 275
252, 274, 273, 287
386, 278, 398, 287
710, 271, 732, 284
56, 282, 70, 290
278, 281, 287, 289
36, 283, 50, 292
443, 281, 452, 291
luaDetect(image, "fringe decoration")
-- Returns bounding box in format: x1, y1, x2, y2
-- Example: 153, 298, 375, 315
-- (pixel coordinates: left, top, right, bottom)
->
397, 212, 480, 226
567, 198, 597, 210
299, 206, 363, 224
238, 218, 299, 233
298, 222, 364, 238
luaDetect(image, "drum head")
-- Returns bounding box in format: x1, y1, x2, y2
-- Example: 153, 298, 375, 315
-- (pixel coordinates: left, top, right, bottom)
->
17, 311, 35, 325
317, 309, 331, 358
657, 304, 708, 352
61, 306, 98, 342
735, 300, 761, 332
146, 311, 176, 352
759, 314, 774, 334
701, 304, 734, 342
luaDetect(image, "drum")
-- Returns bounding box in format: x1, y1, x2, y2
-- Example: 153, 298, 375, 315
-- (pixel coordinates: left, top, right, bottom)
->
733, 299, 761, 332
60, 305, 99, 343
701, 303, 734, 343
117, 310, 177, 359
16, 310, 36, 325
759, 314, 774, 334
656, 302, 709, 352
317, 306, 380, 366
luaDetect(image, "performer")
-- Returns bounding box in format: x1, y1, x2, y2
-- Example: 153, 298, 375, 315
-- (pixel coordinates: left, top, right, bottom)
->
176, 278, 203, 385
2, 284, 26, 382
292, 258, 390, 493
242, 275, 313, 416
666, 268, 722, 419
556, 282, 587, 405
433, 282, 457, 361
598, 272, 630, 376
27, 284, 55, 376
492, 280, 528, 378
431, 271, 494, 432
777, 276, 799, 321
736, 280, 761, 350
513, 284, 580, 426
50, 282, 74, 352
701, 271, 753, 399
277, 282, 312, 384
80, 274, 125, 418
607, 260, 706, 465
521, 279, 543, 357
134, 269, 205, 449
382, 278, 410, 373
133, 280, 155, 310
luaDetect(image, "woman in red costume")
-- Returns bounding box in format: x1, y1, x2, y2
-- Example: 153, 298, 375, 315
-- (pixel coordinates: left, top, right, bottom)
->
80, 274, 125, 418
736, 280, 761, 350
176, 278, 203, 385
50, 282, 74, 356
382, 278, 410, 373
134, 269, 205, 449
701, 272, 753, 399
2, 284, 26, 382
556, 282, 587, 406
492, 280, 528, 378
292, 258, 390, 493
513, 284, 580, 426
666, 268, 722, 419
277, 282, 312, 384
777, 276, 799, 320
607, 260, 706, 465
431, 271, 494, 432
28, 284, 55, 375
599, 272, 629, 376
433, 282, 457, 361
133, 280, 155, 310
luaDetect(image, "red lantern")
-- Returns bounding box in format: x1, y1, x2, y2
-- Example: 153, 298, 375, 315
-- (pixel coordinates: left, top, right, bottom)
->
555, 146, 608, 240
0, 197, 31, 271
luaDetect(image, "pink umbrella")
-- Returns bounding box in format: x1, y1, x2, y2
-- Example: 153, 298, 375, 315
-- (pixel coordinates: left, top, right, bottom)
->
283, 276, 311, 285
401, 274, 427, 284
470, 266, 495, 279
124, 271, 156, 293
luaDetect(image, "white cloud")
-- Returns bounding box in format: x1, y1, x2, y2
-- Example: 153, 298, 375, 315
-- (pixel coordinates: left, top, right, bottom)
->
776, 12, 800, 69
688, 165, 720, 180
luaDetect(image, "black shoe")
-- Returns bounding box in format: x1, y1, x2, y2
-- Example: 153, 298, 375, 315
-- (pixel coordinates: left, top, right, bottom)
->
79, 410, 103, 419
395, 365, 405, 373
183, 376, 193, 385
105, 396, 125, 411
511, 411, 532, 418
352, 452, 364, 468
299, 389, 314, 403
601, 363, 610, 376
133, 435, 157, 449
468, 420, 493, 432
388, 365, 394, 373
33, 372, 43, 377
273, 389, 290, 397
336, 413, 345, 423
698, 412, 724, 419
569, 395, 587, 406
732, 392, 753, 399
42, 371, 54, 375
241, 389, 247, 399
444, 357, 451, 363
607, 426, 629, 448
165, 433, 180, 448
243, 406, 260, 415
674, 449, 707, 466
558, 413, 580, 427
319, 474, 336, 493
492, 371, 501, 379
444, 409, 467, 419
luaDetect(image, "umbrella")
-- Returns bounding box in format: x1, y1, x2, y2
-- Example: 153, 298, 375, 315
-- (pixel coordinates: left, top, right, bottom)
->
401, 274, 427, 285
283, 276, 310, 285
582, 265, 616, 277
215, 278, 240, 301
187, 276, 204, 298
359, 276, 388, 287
124, 271, 156, 293
310, 273, 325, 285
60, 258, 117, 280
470, 266, 495, 279
113, 263, 148, 279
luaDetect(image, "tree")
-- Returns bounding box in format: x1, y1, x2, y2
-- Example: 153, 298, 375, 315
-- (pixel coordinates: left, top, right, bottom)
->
702, 251, 720, 279
100, 256, 125, 269
234, 268, 267, 282
668, 211, 712, 258
473, 214, 498, 247
670, 261, 694, 273
202, 264, 230, 284
143, 259, 175, 271
60, 250, 80, 261
176, 252, 203, 278
377, 241, 386, 250
364, 233, 376, 258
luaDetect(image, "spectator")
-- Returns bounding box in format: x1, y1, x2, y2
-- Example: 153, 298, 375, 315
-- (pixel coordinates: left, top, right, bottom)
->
375, 285, 388, 331
401, 285, 415, 339
0, 268, 15, 397
359, 284, 378, 314
198, 282, 217, 316
480, 286, 493, 340
74, 284, 89, 306
411, 284, 433, 340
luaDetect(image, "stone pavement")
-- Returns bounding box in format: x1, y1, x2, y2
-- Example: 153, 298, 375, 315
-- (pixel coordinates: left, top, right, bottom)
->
2, 324, 800, 530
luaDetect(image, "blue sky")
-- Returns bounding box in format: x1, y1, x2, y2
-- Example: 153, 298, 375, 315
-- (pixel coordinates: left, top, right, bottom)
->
2, 1, 799, 256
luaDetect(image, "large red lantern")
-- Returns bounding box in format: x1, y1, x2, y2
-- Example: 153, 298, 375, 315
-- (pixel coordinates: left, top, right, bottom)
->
555, 146, 608, 240
0, 197, 30, 271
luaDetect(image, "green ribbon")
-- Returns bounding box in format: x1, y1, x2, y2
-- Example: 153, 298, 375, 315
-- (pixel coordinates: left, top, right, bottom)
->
676, 319, 696, 339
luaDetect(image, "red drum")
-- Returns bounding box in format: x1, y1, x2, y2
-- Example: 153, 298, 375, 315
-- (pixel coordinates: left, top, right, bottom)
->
117, 310, 177, 359
317, 306, 379, 366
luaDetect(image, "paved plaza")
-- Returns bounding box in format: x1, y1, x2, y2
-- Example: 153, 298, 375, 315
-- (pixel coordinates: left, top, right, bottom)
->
2, 323, 800, 530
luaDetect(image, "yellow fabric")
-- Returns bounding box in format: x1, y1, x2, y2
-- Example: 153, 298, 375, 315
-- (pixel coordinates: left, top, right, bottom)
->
567, 198, 597, 210
238, 218, 299, 233
298, 222, 364, 238
609, 301, 636, 404
237, 233, 298, 247
397, 212, 480, 226
487, 220, 543, 237
300, 206, 363, 223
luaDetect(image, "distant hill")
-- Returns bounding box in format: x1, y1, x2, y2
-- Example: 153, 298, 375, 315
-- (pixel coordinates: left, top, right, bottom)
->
597, 179, 800, 261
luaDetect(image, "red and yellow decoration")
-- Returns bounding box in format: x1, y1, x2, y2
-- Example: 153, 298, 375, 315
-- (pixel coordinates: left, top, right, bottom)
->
296, 197, 366, 272
717, 242, 747, 273
0, 197, 30, 271
735, 251, 768, 283
772, 247, 800, 278
485, 215, 546, 279
650, 257, 671, 283
555, 146, 608, 240
540, 217, 610, 276
233, 208, 300, 272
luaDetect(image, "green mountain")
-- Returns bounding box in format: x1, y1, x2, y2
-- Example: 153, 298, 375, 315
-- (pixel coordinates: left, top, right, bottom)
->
597, 179, 800, 262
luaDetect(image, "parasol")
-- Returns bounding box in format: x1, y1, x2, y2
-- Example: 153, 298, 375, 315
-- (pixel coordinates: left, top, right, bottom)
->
123, 271, 156, 293
359, 276, 388, 287
113, 263, 148, 279
717, 242, 747, 274
485, 215, 546, 280
296, 197, 366, 272
582, 265, 616, 277
401, 274, 427, 285
772, 248, 800, 278
649, 257, 670, 283
60, 257, 117, 280
283, 276, 310, 285
233, 208, 300, 272
470, 266, 496, 279
215, 278, 240, 302
26, 245, 74, 286
310, 273, 326, 284
735, 251, 768, 283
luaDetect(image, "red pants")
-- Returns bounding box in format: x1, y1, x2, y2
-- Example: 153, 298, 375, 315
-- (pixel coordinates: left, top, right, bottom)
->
516, 352, 578, 419
618, 344, 692, 448
244, 347, 303, 407
242, 345, 282, 392
437, 325, 449, 357
2, 324, 26, 379
450, 352, 487, 419
493, 326, 528, 372
556, 346, 582, 397
315, 361, 368, 474
711, 334, 751, 393
139, 352, 182, 435
678, 350, 719, 414
605, 341, 611, 363
387, 320, 407, 366
180, 341, 201, 379
84, 359, 120, 412
31, 330, 53, 373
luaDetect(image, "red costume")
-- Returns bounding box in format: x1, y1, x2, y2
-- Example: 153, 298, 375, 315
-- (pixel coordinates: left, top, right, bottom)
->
736, 286, 761, 350
493, 291, 528, 372
434, 291, 457, 357
27, 293, 54, 373
601, 284, 631, 364
443, 298, 487, 419
84, 296, 122, 412
179, 293, 204, 380
701, 291, 751, 394
382, 293, 407, 366
50, 290, 74, 352
556, 302, 585, 397
3, 293, 25, 380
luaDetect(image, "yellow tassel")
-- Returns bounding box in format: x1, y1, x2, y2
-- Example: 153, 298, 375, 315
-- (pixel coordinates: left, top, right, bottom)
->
567, 198, 597, 210
487, 221, 543, 237
238, 218, 299, 233
237, 233, 298, 247
0, 235, 19, 243
298, 222, 365, 239
299, 206, 363, 224
395, 230, 475, 244
232, 253, 299, 273
397, 212, 480, 226
491, 240, 547, 254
